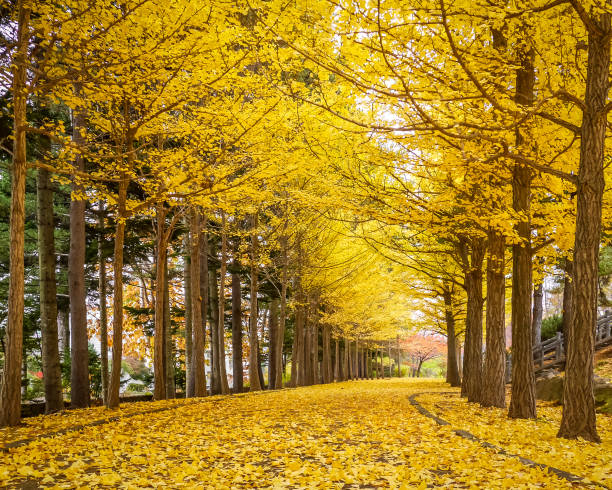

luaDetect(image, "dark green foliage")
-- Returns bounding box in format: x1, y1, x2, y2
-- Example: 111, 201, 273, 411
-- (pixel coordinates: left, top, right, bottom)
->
541, 314, 563, 342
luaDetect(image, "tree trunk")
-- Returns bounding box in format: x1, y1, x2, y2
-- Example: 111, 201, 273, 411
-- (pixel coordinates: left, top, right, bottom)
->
0, 4, 30, 426
231, 266, 243, 393
107, 175, 128, 409
164, 254, 175, 398
443, 287, 461, 387
153, 204, 168, 401
312, 322, 319, 384
69, 103, 89, 409
509, 44, 537, 419
342, 340, 349, 381
481, 229, 506, 408
208, 238, 220, 395
98, 204, 109, 405
269, 298, 279, 389
532, 282, 543, 345
460, 239, 485, 403
184, 247, 194, 397
248, 214, 262, 391
217, 212, 230, 395
334, 339, 340, 382
322, 325, 332, 383
38, 168, 63, 413
559, 12, 610, 442
274, 237, 288, 389
190, 208, 207, 397
199, 222, 209, 392
561, 259, 573, 355
303, 319, 313, 385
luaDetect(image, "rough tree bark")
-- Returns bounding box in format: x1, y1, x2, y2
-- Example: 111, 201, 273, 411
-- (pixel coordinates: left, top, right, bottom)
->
559, 8, 610, 442
69, 100, 89, 409
460, 238, 485, 403
37, 168, 63, 413
481, 229, 506, 408
0, 3, 30, 426
561, 259, 573, 356
509, 44, 537, 420
532, 282, 543, 345
153, 204, 168, 401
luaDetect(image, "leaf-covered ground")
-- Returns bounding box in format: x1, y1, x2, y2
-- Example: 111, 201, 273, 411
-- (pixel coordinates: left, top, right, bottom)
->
1, 379, 610, 488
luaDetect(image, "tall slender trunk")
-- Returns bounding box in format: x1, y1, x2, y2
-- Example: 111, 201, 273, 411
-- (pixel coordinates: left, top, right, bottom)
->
559, 11, 610, 442
107, 172, 128, 409
0, 3, 30, 426
456, 341, 462, 378
164, 255, 175, 398
98, 203, 109, 405
290, 304, 302, 387
184, 247, 193, 397
69, 100, 89, 409
342, 340, 349, 381
38, 168, 63, 413
561, 259, 573, 355
312, 322, 319, 384
248, 214, 262, 391
460, 239, 485, 403
217, 212, 230, 395
443, 288, 460, 387
275, 236, 288, 389
231, 264, 243, 393
481, 229, 506, 408
509, 44, 536, 419
268, 298, 279, 389
199, 221, 209, 392
208, 236, 220, 395
303, 318, 312, 385
334, 339, 340, 381
190, 208, 207, 397
322, 325, 332, 383
532, 282, 543, 345
153, 204, 168, 401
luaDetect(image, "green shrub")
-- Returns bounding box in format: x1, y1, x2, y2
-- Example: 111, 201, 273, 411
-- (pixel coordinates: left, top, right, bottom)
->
541, 314, 563, 341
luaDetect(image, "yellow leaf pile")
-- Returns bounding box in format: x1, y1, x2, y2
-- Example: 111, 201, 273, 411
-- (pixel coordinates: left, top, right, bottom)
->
1, 380, 609, 488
